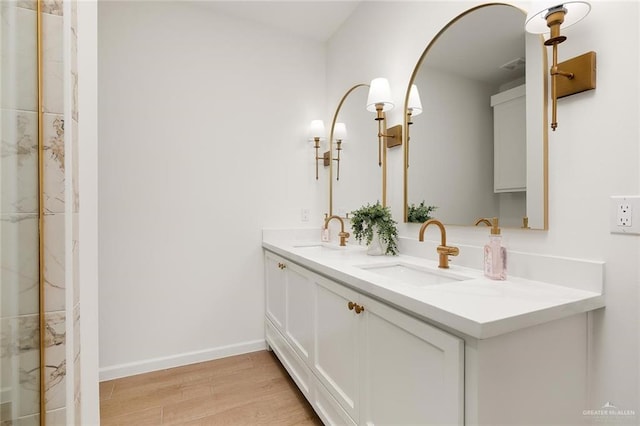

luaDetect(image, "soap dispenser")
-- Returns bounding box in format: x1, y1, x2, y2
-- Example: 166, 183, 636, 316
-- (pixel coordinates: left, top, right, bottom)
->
483, 217, 506, 280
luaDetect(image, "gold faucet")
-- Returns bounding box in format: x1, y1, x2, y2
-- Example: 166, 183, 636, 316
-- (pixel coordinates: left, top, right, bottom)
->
418, 219, 459, 269
474, 218, 492, 227
324, 215, 350, 246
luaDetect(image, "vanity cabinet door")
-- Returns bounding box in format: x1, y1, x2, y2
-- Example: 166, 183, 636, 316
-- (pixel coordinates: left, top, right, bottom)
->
314, 275, 361, 422
284, 262, 315, 365
265, 252, 315, 365
359, 295, 464, 426
265, 252, 286, 332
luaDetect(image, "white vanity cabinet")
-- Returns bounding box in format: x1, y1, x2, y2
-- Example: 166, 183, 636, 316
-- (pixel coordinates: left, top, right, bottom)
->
491, 84, 526, 193
265, 251, 464, 425
263, 237, 603, 425
314, 275, 361, 420
359, 295, 463, 425
265, 251, 314, 365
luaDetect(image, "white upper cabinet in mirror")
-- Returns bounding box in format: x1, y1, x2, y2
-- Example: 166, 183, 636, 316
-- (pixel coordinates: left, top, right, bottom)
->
329, 84, 385, 217
404, 3, 548, 230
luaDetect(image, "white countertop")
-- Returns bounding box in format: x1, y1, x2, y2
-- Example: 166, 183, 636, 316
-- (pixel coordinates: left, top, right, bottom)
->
262, 237, 605, 339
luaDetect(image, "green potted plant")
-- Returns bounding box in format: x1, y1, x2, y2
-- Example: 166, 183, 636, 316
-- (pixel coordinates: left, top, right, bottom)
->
407, 201, 437, 223
350, 201, 399, 256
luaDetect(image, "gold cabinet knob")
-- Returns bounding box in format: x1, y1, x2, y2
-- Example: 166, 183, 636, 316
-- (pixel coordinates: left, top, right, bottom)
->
277, 262, 286, 269
348, 302, 364, 314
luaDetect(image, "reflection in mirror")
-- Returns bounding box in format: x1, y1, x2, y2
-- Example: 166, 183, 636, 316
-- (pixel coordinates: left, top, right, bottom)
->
404, 4, 547, 229
329, 84, 384, 217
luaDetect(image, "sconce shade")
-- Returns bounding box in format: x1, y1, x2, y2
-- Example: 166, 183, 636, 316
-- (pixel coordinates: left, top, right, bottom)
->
309, 119, 326, 140
408, 84, 423, 117
525, 1, 591, 34
366, 78, 394, 112
334, 123, 348, 141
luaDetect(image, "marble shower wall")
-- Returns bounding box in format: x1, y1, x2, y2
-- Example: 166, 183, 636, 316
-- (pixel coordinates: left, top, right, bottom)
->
70, 1, 81, 422
42, 0, 81, 423
1, 0, 79, 424
1, 3, 41, 424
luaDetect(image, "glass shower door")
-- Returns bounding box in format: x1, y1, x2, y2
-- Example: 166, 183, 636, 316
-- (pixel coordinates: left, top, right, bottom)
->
1, 2, 41, 424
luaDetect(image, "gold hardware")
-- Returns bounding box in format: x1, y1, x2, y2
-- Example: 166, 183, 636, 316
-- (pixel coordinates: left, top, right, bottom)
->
475, 217, 500, 235
385, 124, 402, 148
525, 3, 594, 131
555, 51, 596, 99
309, 120, 326, 180
334, 140, 343, 180
313, 137, 324, 180
474, 218, 492, 227
521, 216, 530, 229
37, 0, 46, 422
323, 150, 331, 167
328, 140, 344, 180
373, 105, 402, 165
324, 215, 350, 246
277, 262, 286, 270
418, 219, 459, 269
347, 301, 364, 314
328, 122, 348, 181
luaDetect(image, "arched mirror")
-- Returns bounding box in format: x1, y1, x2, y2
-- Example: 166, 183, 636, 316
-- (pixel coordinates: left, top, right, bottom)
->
404, 3, 548, 229
329, 84, 387, 216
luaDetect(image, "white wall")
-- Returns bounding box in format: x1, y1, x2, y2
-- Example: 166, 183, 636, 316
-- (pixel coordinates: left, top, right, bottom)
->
98, 1, 327, 378
327, 0, 639, 417
409, 67, 498, 225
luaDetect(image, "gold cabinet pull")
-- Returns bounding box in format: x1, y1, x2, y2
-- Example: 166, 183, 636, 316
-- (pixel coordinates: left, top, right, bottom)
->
277, 262, 286, 270
347, 301, 365, 314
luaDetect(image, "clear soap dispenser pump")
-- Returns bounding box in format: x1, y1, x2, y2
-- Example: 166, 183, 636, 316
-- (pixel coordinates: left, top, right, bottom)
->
482, 217, 506, 280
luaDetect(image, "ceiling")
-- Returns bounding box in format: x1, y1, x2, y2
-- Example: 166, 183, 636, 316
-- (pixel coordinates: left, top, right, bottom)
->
194, 1, 363, 42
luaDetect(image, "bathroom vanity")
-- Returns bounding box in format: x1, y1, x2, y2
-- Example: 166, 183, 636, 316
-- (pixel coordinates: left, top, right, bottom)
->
263, 231, 604, 425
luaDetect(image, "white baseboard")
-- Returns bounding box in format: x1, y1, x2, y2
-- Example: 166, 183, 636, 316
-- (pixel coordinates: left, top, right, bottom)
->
98, 339, 266, 381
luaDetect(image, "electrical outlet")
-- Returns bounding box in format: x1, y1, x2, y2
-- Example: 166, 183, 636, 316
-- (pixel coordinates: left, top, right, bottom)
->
301, 208, 310, 222
610, 196, 640, 235
617, 203, 632, 227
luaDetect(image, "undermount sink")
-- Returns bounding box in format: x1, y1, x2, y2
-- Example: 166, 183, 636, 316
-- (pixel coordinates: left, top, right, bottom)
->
357, 262, 470, 287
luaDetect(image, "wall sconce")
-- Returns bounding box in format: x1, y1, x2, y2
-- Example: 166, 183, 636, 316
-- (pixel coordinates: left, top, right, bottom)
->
407, 84, 423, 126
309, 119, 326, 180
332, 122, 347, 181
406, 84, 423, 168
525, 1, 596, 131
366, 77, 402, 166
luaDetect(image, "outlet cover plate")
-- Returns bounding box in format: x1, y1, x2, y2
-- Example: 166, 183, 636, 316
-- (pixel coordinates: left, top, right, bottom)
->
610, 196, 640, 235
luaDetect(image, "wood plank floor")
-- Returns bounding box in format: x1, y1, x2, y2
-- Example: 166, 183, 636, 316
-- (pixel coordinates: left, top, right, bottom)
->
100, 350, 323, 425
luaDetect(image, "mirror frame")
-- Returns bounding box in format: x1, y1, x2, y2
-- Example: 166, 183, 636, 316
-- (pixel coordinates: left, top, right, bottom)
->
402, 2, 549, 229
328, 83, 390, 216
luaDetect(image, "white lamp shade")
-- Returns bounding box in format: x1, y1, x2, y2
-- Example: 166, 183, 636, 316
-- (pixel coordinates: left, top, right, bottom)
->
334, 122, 347, 141
525, 1, 591, 34
366, 77, 394, 112
309, 119, 326, 140
408, 84, 423, 117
